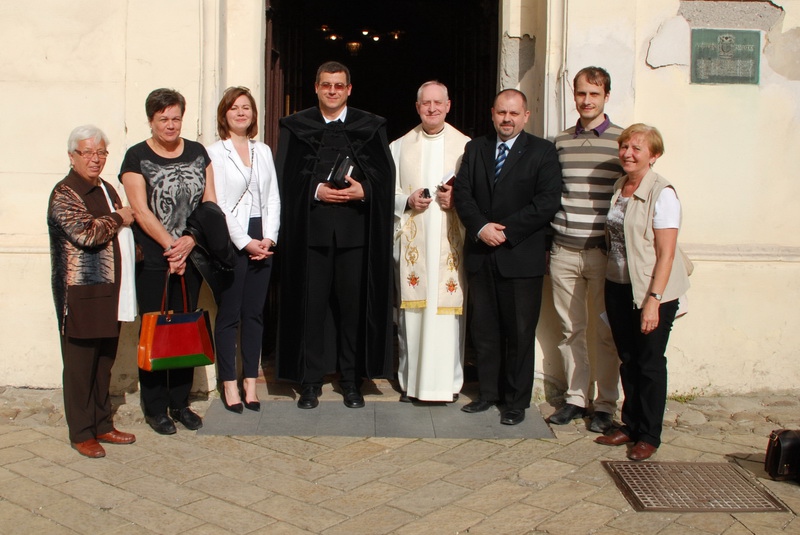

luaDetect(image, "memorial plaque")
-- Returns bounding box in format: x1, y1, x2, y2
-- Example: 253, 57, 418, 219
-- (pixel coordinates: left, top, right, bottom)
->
691, 29, 760, 85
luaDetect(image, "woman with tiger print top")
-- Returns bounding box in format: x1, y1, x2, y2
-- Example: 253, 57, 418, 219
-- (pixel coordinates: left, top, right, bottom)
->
120, 88, 217, 436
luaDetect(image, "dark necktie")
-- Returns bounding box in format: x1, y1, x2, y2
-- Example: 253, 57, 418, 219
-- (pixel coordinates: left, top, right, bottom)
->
494, 143, 508, 183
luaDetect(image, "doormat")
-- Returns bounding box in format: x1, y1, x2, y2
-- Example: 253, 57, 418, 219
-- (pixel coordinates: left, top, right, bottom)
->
602, 461, 789, 513
198, 398, 555, 439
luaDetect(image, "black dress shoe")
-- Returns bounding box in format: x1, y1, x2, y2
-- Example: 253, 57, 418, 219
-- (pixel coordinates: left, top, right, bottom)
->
169, 407, 203, 430
501, 408, 525, 425
461, 399, 496, 413
399, 391, 411, 403
451, 393, 460, 403
546, 403, 586, 425
146, 413, 177, 435
588, 411, 613, 433
342, 386, 365, 408
297, 386, 321, 409
243, 399, 261, 412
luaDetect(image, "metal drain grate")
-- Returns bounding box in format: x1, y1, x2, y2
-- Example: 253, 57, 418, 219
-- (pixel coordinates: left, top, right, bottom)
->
602, 461, 789, 512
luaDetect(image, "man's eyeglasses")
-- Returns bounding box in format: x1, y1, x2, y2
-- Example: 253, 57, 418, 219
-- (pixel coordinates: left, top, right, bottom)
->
318, 82, 348, 91
74, 149, 109, 160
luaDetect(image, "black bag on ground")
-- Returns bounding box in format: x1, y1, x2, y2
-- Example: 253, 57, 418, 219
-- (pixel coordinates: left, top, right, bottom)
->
765, 429, 800, 481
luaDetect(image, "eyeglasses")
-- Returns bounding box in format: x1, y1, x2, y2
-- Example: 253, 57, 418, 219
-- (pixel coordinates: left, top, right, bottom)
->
74, 149, 109, 160
318, 82, 348, 91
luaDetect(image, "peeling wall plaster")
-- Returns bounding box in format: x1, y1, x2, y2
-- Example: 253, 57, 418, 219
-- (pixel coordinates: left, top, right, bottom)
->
766, 21, 800, 79
648, 16, 692, 67
500, 33, 535, 88
679, 1, 783, 30
647, 0, 800, 79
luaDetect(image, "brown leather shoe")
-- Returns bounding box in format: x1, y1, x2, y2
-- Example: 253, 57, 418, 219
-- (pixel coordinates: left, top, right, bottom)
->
72, 438, 106, 458
97, 429, 136, 445
594, 429, 633, 446
628, 441, 657, 461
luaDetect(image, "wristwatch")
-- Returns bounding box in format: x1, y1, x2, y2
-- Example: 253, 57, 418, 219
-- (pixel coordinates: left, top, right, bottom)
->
649, 292, 662, 301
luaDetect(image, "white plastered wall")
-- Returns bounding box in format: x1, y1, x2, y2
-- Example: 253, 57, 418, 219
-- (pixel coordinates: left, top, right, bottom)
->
508, 0, 800, 397
1, 0, 798, 397
0, 0, 266, 392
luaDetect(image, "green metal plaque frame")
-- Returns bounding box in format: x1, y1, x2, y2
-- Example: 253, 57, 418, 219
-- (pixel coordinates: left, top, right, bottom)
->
691, 29, 760, 85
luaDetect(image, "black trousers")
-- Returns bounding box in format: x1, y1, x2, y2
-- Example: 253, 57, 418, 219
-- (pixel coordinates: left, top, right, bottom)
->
60, 333, 118, 443
136, 264, 202, 417
605, 280, 678, 447
467, 256, 543, 410
303, 245, 365, 388
214, 218, 273, 382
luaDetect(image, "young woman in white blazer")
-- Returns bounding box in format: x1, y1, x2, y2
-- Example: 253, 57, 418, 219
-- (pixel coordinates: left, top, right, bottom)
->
207, 86, 280, 413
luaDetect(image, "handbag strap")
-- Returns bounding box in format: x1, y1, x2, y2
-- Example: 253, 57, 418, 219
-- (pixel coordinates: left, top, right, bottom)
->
160, 272, 189, 315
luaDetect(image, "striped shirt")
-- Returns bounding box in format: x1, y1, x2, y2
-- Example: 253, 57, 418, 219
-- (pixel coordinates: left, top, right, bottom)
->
551, 117, 624, 249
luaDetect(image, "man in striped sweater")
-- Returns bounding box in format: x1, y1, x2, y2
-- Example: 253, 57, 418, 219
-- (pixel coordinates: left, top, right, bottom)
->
547, 67, 625, 433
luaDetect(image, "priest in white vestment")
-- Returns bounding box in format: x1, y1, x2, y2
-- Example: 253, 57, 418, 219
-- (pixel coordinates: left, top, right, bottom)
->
391, 81, 470, 402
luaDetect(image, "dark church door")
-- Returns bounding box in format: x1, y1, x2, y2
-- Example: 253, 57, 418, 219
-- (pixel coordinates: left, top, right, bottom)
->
260, 0, 498, 365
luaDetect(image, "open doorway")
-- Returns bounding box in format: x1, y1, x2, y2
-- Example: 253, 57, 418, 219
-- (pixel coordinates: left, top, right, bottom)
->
264, 0, 499, 145
261, 0, 499, 371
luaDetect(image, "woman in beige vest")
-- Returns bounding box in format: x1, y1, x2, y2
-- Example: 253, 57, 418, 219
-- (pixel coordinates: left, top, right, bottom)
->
594, 124, 691, 461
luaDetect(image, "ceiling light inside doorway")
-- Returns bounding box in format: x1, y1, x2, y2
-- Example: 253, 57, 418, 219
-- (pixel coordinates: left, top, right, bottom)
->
320, 25, 402, 49
346, 41, 362, 55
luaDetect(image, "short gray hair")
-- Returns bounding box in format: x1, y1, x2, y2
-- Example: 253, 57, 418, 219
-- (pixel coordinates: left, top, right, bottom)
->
67, 125, 109, 153
416, 81, 449, 102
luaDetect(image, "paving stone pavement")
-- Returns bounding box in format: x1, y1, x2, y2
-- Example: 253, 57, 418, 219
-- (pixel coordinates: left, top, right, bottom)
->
1, 384, 799, 534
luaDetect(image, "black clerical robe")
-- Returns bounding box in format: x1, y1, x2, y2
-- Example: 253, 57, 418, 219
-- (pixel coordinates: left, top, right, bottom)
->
275, 106, 395, 382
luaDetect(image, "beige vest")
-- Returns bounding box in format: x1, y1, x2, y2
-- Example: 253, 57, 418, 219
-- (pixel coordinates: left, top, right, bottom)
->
610, 169, 692, 307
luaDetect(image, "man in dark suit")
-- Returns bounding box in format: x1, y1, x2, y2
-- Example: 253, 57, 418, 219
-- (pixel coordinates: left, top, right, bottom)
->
454, 89, 561, 425
275, 62, 395, 410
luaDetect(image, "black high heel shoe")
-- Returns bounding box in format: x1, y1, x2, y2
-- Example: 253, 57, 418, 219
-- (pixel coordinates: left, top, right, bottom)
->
241, 383, 261, 412
222, 393, 243, 414
243, 398, 261, 412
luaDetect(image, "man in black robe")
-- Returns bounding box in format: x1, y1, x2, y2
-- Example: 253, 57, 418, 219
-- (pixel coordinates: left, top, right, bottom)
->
275, 61, 395, 409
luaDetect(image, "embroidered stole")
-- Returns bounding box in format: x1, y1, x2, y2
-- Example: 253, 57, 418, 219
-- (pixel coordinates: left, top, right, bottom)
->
397, 124, 467, 314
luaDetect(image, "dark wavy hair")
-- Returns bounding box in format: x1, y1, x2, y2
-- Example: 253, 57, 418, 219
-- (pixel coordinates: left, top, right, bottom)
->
145, 88, 186, 121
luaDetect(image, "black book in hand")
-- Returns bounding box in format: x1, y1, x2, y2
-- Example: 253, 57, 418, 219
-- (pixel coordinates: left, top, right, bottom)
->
327, 155, 353, 189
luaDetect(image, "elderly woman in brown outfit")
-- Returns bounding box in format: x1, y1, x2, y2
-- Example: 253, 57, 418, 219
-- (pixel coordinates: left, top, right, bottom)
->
48, 125, 137, 458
